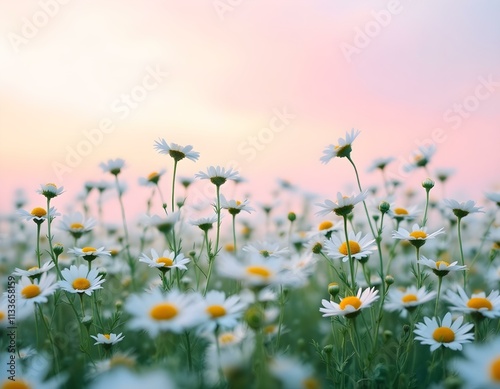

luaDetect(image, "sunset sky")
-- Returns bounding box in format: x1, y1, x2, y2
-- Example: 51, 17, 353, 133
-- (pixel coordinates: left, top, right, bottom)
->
1, 1, 500, 222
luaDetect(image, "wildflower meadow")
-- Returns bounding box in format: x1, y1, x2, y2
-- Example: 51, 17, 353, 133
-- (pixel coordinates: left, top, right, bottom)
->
2, 131, 500, 389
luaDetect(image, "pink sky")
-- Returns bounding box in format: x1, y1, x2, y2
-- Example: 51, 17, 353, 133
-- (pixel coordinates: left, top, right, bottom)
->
1, 0, 500, 221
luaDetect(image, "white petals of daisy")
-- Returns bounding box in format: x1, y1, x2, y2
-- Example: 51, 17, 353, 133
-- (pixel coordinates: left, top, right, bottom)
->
316, 191, 368, 217
320, 287, 379, 318
418, 255, 467, 277
153, 138, 200, 162
99, 158, 125, 175
17, 273, 59, 306
414, 312, 474, 352
59, 265, 106, 296
384, 286, 436, 317
324, 231, 376, 262
320, 128, 360, 163
139, 249, 190, 271
392, 223, 445, 247
195, 166, 240, 186
444, 286, 500, 319
91, 333, 125, 346
443, 199, 484, 218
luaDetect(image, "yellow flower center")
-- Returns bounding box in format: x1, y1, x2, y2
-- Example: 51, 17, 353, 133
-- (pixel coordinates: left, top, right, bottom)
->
435, 261, 449, 268
72, 278, 91, 290
394, 207, 409, 215
264, 324, 276, 334
225, 243, 234, 252
103, 334, 111, 339
340, 296, 362, 310
46, 183, 57, 188
206, 304, 227, 318
2, 380, 31, 389
147, 171, 159, 180
109, 355, 135, 369
467, 297, 493, 310
28, 266, 39, 272
219, 333, 236, 344
410, 231, 427, 239
70, 222, 85, 229
156, 257, 174, 266
318, 221, 334, 231
339, 241, 361, 255
490, 357, 500, 382
150, 303, 178, 320
30, 207, 47, 217
402, 294, 418, 303
432, 326, 455, 343
82, 247, 96, 253
236, 200, 242, 206
21, 284, 41, 299
246, 266, 271, 278
0, 311, 4, 320
302, 377, 321, 389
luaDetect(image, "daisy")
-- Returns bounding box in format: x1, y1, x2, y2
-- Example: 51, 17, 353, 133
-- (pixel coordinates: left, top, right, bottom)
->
403, 145, 436, 172
195, 165, 240, 187
388, 205, 420, 223
58, 212, 97, 239
125, 288, 205, 336
59, 264, 106, 296
320, 287, 379, 318
320, 128, 360, 163
144, 212, 180, 234
314, 220, 338, 236
242, 241, 289, 258
37, 183, 64, 199
367, 156, 395, 172
88, 368, 175, 389
219, 195, 254, 215
384, 286, 436, 317
444, 286, 500, 319
414, 312, 474, 352
443, 199, 484, 219
153, 138, 200, 162
178, 175, 194, 188
17, 206, 59, 223
99, 158, 125, 175
452, 336, 500, 388
392, 223, 445, 248
68, 246, 111, 262
17, 273, 58, 307
12, 261, 55, 278
434, 167, 455, 183
316, 191, 369, 217
418, 255, 467, 277
138, 249, 190, 271
485, 191, 500, 207
190, 215, 218, 232
138, 169, 166, 186
269, 355, 320, 389
324, 231, 377, 263
91, 333, 125, 346
197, 290, 247, 334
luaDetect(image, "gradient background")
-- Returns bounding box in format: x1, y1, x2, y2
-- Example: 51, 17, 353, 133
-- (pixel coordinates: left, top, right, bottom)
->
1, 0, 500, 222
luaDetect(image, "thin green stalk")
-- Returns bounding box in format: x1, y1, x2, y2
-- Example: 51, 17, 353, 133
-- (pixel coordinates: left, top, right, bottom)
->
232, 214, 237, 252
35, 223, 42, 268
343, 216, 356, 292
36, 303, 60, 373
457, 217, 467, 290
422, 190, 430, 227
214, 185, 221, 255
415, 247, 422, 288
434, 276, 443, 316
171, 160, 178, 211
46, 198, 56, 260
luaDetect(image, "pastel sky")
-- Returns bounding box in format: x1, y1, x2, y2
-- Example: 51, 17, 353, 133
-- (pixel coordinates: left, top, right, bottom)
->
1, 0, 500, 221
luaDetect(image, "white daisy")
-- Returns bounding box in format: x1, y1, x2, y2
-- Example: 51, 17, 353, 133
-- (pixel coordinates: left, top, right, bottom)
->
124, 288, 205, 336
242, 241, 289, 258
320, 128, 361, 163
138, 249, 190, 271
269, 355, 320, 389
313, 220, 338, 236
452, 336, 500, 388
434, 167, 455, 183
324, 231, 377, 263
392, 223, 445, 248
88, 367, 175, 389
444, 286, 500, 319
414, 312, 474, 352
219, 195, 254, 215
99, 158, 125, 175
403, 145, 436, 172
443, 199, 484, 218
12, 261, 55, 278
367, 156, 395, 172
58, 212, 97, 239
153, 138, 200, 162
17, 206, 59, 223
190, 215, 218, 232
320, 287, 379, 318
68, 246, 111, 262
195, 165, 240, 186
91, 333, 125, 346
138, 169, 166, 186
485, 192, 500, 207
388, 205, 420, 222
197, 290, 247, 334
37, 182, 64, 199
59, 264, 106, 296
418, 255, 467, 277
143, 212, 180, 234
316, 191, 369, 217
17, 273, 58, 307
384, 286, 436, 317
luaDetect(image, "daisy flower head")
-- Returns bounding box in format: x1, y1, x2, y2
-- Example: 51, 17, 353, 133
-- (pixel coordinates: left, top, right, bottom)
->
144, 212, 180, 234
443, 199, 484, 219
153, 138, 200, 162
125, 288, 205, 336
384, 286, 436, 317
59, 264, 105, 296
99, 158, 125, 176
13, 261, 55, 278
37, 182, 64, 199
269, 355, 320, 389
367, 156, 395, 172
320, 287, 379, 319
197, 290, 248, 334
485, 192, 500, 207
388, 205, 420, 223
59, 212, 97, 239
88, 367, 175, 389
139, 248, 190, 272
392, 223, 445, 248
418, 255, 467, 277
17, 206, 59, 224
242, 241, 290, 259
316, 191, 369, 217
17, 272, 58, 307
435, 167, 455, 183
190, 214, 218, 232
314, 220, 338, 237
444, 286, 500, 319
138, 169, 166, 186
91, 333, 125, 346
219, 195, 254, 215
403, 144, 436, 172
320, 128, 360, 163
324, 231, 377, 263
68, 246, 111, 262
414, 312, 474, 352
452, 336, 500, 388
195, 165, 240, 187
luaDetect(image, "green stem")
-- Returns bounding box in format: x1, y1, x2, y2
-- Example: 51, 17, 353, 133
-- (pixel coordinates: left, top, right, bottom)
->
214, 185, 221, 255
457, 217, 467, 290
35, 223, 42, 268
422, 190, 430, 227
46, 198, 56, 260
37, 303, 60, 373
171, 160, 178, 211
343, 216, 356, 292
434, 276, 443, 317
232, 214, 237, 252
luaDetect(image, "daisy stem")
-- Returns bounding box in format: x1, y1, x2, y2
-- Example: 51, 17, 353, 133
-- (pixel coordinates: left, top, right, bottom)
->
214, 185, 222, 256
36, 303, 60, 373
385, 220, 401, 275
184, 330, 193, 372
171, 160, 178, 211
343, 216, 356, 292
232, 214, 237, 252
434, 276, 443, 317
46, 198, 56, 260
35, 223, 42, 268
415, 247, 422, 288
422, 189, 430, 227
457, 217, 467, 290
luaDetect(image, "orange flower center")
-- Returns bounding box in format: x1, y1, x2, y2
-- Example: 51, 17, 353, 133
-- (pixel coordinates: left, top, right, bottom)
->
148, 171, 159, 180
156, 257, 174, 266
318, 221, 334, 231
339, 241, 361, 255
2, 380, 31, 389
150, 303, 178, 320
72, 278, 91, 290
435, 261, 449, 268
490, 357, 500, 382
432, 327, 455, 343
70, 222, 85, 229
402, 294, 418, 303
206, 304, 227, 318
82, 247, 96, 253
394, 207, 408, 215
410, 231, 427, 239
21, 284, 41, 299
467, 297, 493, 310
30, 207, 47, 217
339, 296, 362, 310
103, 334, 111, 340
246, 266, 271, 278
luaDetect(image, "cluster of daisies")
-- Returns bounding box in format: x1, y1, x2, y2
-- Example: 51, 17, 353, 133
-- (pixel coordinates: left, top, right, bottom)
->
2, 133, 500, 389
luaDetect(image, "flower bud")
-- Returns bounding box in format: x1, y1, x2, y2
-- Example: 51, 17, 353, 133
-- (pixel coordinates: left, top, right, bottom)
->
422, 178, 435, 190
379, 201, 390, 214
328, 282, 340, 297
287, 212, 297, 222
